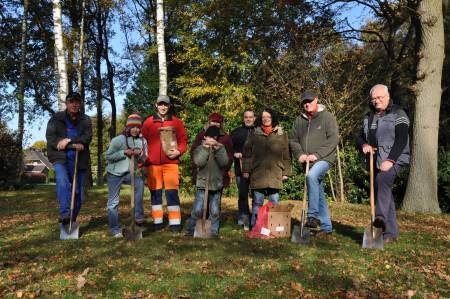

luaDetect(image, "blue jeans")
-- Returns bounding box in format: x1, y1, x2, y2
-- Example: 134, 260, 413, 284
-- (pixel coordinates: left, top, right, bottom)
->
251, 188, 280, 227
186, 188, 222, 235
54, 162, 87, 221
107, 172, 144, 235
306, 160, 332, 232
236, 176, 251, 221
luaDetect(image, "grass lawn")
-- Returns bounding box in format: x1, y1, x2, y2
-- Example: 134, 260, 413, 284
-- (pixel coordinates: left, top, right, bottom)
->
0, 185, 449, 298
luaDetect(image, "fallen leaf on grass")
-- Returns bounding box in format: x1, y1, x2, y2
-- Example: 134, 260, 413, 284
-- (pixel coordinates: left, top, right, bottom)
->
16, 290, 23, 298
290, 282, 304, 294
76, 268, 90, 289
406, 290, 416, 298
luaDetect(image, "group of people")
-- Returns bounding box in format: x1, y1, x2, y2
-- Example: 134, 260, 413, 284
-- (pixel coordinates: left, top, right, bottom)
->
46, 83, 410, 243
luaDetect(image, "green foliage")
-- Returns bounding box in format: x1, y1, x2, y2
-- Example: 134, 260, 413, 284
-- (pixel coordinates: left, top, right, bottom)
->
438, 149, 450, 212
0, 121, 21, 189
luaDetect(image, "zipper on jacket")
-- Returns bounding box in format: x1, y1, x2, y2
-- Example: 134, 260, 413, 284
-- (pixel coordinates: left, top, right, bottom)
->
305, 120, 311, 154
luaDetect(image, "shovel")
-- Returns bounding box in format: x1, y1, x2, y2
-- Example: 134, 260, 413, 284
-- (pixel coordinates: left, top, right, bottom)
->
291, 160, 311, 244
123, 155, 143, 241
362, 149, 383, 249
194, 147, 213, 239
60, 150, 80, 240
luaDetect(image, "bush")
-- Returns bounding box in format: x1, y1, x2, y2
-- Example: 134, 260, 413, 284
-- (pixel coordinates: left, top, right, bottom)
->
438, 149, 450, 213
0, 122, 22, 190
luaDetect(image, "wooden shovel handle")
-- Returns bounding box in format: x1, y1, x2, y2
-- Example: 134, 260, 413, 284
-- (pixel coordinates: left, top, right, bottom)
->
369, 150, 375, 221
202, 147, 213, 222
302, 160, 310, 211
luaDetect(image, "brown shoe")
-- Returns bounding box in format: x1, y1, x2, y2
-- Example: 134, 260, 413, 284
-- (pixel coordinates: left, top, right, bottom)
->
384, 236, 397, 244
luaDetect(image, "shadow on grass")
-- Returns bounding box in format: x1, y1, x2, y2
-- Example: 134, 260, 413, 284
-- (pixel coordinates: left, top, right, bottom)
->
332, 220, 362, 245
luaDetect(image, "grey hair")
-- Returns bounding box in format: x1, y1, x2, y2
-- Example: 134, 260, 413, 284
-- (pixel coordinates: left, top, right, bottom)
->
369, 84, 389, 97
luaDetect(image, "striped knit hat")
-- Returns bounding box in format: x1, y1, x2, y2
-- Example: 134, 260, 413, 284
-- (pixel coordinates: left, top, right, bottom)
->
126, 113, 142, 128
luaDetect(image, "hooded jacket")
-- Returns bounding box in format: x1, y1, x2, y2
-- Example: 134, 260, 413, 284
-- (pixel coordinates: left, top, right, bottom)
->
289, 104, 339, 165
191, 123, 234, 187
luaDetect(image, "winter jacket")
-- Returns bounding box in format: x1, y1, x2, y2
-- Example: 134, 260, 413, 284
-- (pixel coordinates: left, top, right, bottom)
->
193, 144, 229, 191
191, 125, 233, 187
289, 105, 339, 165
242, 126, 291, 190
141, 113, 188, 165
356, 103, 410, 168
230, 124, 254, 176
105, 134, 148, 177
46, 110, 92, 169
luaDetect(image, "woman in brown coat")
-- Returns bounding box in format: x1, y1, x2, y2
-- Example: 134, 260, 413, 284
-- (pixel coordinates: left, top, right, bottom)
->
242, 108, 291, 227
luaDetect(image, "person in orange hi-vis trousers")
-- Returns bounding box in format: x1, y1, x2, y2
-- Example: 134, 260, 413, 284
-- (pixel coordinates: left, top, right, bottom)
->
141, 95, 188, 233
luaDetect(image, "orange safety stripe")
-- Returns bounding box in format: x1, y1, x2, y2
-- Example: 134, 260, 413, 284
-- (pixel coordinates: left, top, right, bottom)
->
168, 211, 181, 220
152, 210, 164, 218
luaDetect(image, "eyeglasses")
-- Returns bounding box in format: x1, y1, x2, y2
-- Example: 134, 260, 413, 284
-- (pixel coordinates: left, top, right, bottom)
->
371, 95, 386, 101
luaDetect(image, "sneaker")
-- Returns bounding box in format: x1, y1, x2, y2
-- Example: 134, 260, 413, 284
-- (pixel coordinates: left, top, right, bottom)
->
184, 231, 194, 237
242, 217, 250, 231
113, 232, 123, 238
373, 217, 386, 232
304, 217, 320, 229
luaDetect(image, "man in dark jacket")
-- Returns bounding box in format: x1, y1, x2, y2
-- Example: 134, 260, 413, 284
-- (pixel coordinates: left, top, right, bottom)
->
230, 109, 256, 228
289, 91, 339, 235
356, 84, 410, 243
46, 92, 92, 225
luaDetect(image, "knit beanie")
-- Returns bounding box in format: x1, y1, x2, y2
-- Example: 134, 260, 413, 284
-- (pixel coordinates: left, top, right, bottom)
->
126, 113, 142, 127
208, 112, 224, 123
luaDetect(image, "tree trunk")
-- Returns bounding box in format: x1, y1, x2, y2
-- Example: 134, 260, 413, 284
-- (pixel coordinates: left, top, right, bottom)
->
77, 0, 86, 102
403, 0, 444, 213
156, 0, 167, 96
336, 144, 345, 202
103, 18, 116, 139
17, 0, 29, 148
52, 0, 68, 110
94, 5, 104, 186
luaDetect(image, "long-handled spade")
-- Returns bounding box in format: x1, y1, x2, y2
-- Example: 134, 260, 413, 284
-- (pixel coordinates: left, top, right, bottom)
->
291, 160, 310, 244
362, 149, 383, 249
60, 150, 80, 240
123, 155, 143, 241
194, 147, 213, 239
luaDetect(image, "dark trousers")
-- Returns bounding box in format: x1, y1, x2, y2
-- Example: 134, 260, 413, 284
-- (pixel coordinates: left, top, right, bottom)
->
236, 176, 251, 219
375, 164, 401, 238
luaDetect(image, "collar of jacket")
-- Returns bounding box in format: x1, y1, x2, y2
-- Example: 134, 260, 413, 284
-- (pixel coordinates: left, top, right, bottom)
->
153, 113, 173, 122
301, 104, 326, 120
58, 110, 85, 123
254, 125, 284, 136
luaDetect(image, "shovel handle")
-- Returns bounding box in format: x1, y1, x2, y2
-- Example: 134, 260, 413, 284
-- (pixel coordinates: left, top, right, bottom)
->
130, 155, 136, 227
69, 150, 79, 232
301, 160, 310, 212
202, 147, 213, 222
369, 150, 375, 221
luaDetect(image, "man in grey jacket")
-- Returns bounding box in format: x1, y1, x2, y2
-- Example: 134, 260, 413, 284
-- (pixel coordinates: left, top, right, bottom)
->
356, 84, 410, 243
289, 91, 339, 235
105, 113, 148, 238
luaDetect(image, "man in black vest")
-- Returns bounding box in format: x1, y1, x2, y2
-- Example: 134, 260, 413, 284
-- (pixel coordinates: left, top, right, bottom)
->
356, 84, 410, 243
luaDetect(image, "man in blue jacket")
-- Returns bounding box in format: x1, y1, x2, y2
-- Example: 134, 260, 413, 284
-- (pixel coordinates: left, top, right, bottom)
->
46, 92, 92, 225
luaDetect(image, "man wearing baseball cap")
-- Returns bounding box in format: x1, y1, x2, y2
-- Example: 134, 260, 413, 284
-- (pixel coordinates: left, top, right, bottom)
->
46, 92, 92, 228
141, 95, 188, 233
289, 91, 339, 236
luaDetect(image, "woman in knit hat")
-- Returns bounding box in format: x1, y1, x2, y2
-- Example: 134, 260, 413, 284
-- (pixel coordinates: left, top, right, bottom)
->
105, 113, 148, 238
